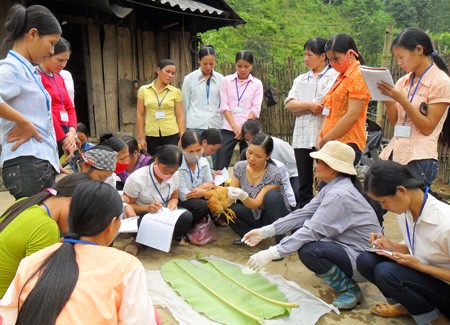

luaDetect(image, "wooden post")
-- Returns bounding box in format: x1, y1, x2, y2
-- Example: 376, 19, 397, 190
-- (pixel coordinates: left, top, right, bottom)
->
103, 24, 119, 132
376, 24, 393, 128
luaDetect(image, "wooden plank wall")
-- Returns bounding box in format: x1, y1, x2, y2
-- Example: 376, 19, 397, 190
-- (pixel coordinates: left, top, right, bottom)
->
103, 24, 119, 132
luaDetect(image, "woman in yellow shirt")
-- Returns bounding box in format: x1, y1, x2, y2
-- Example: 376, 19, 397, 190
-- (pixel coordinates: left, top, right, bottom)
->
136, 59, 186, 156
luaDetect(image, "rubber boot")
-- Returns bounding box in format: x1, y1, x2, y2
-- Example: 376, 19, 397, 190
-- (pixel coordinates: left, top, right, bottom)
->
318, 265, 363, 309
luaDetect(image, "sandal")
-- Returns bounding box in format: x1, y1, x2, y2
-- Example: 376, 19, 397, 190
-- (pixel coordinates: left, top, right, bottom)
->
370, 303, 410, 317
124, 240, 139, 256
214, 218, 229, 227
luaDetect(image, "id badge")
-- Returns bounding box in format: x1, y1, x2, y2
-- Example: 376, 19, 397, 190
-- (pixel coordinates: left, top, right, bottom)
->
233, 105, 244, 114
394, 125, 411, 138
203, 104, 213, 112
322, 107, 330, 116
155, 111, 166, 119
60, 110, 69, 122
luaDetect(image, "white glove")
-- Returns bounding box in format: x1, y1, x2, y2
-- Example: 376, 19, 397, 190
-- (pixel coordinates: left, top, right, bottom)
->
246, 246, 281, 273
242, 225, 276, 247
227, 187, 249, 201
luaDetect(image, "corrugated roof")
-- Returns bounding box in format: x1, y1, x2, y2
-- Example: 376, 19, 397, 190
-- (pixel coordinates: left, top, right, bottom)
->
154, 0, 224, 15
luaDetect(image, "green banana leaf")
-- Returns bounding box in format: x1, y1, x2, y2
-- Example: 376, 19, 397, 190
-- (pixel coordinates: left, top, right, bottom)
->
161, 258, 298, 325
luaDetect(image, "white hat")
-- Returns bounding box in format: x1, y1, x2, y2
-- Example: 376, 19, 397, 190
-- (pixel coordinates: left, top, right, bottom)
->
310, 141, 357, 175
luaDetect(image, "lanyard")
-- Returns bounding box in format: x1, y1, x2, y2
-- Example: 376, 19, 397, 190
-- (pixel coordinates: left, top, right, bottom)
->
153, 88, 169, 109
404, 63, 433, 122
307, 65, 331, 83
188, 162, 200, 185
404, 186, 429, 255
149, 165, 170, 205
235, 78, 250, 106
8, 51, 51, 114
39, 66, 65, 110
64, 238, 99, 245
42, 202, 52, 219
206, 74, 212, 104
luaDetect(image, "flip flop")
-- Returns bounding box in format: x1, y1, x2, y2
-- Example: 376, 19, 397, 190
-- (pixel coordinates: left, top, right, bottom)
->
370, 303, 410, 317
124, 243, 139, 256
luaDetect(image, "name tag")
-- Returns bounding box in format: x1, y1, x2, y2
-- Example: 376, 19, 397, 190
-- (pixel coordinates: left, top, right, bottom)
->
233, 105, 244, 114
394, 125, 411, 138
203, 104, 213, 112
155, 111, 166, 119
60, 111, 69, 122
322, 107, 330, 116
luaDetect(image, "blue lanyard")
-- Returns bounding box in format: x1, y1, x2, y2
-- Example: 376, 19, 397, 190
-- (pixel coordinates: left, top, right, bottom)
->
42, 202, 52, 219
405, 186, 429, 255
187, 161, 200, 185
8, 51, 51, 114
206, 74, 212, 104
149, 165, 170, 205
404, 63, 433, 121
307, 65, 331, 83
235, 78, 250, 106
39, 66, 65, 109
153, 88, 169, 109
64, 238, 99, 245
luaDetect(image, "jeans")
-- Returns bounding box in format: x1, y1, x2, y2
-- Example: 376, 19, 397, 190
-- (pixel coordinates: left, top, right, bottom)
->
224, 190, 289, 242
2, 156, 56, 200
298, 241, 353, 277
215, 129, 247, 170
356, 251, 450, 323
294, 148, 315, 208
406, 159, 438, 187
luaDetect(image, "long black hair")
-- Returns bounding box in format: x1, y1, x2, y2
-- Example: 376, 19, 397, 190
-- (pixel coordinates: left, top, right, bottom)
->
0, 173, 90, 233
2, 4, 61, 48
15, 180, 123, 325
200, 128, 222, 145
325, 33, 365, 65
248, 133, 275, 166
392, 27, 450, 146
53, 37, 71, 55
99, 132, 127, 153
150, 144, 183, 167
180, 130, 201, 149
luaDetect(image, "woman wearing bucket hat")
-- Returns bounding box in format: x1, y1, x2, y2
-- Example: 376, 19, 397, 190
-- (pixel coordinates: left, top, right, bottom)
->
242, 141, 380, 309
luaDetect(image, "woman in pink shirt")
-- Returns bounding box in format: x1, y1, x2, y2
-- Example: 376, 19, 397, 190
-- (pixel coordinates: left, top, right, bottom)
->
215, 50, 264, 170
0, 180, 158, 324
378, 27, 450, 186
37, 37, 77, 158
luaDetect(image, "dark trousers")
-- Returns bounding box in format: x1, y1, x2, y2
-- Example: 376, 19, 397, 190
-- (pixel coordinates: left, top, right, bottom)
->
178, 198, 210, 226
298, 241, 353, 277
294, 148, 315, 208
138, 210, 193, 238
215, 129, 247, 170
146, 133, 179, 157
2, 156, 56, 200
224, 190, 288, 241
356, 251, 450, 318
290, 176, 300, 207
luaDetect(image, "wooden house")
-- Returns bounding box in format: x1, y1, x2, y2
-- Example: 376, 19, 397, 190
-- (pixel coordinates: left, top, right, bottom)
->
0, 0, 244, 136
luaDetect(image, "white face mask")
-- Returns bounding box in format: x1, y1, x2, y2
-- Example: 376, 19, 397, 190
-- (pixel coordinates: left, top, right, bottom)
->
183, 151, 202, 164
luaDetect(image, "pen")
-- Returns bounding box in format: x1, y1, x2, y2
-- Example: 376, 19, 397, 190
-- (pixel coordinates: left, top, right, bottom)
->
372, 225, 384, 249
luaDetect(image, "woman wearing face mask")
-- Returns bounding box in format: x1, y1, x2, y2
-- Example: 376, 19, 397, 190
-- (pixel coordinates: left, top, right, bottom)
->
77, 145, 117, 183
123, 145, 193, 255
37, 37, 77, 158
178, 131, 215, 226
317, 34, 370, 164
98, 133, 131, 189
0, 4, 62, 200
377, 27, 450, 186
136, 59, 185, 156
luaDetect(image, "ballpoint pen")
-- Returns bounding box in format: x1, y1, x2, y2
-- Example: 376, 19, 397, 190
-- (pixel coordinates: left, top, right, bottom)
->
372, 225, 385, 249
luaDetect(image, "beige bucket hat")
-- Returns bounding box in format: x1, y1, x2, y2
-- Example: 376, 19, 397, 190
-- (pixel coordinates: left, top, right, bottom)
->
310, 141, 357, 175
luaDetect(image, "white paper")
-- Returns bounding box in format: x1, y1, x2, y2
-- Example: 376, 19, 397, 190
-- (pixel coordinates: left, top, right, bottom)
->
213, 167, 229, 186
118, 216, 139, 233
360, 66, 395, 101
136, 208, 185, 252
297, 82, 317, 102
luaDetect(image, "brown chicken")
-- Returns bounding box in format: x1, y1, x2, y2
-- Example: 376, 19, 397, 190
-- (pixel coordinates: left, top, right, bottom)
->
204, 186, 237, 224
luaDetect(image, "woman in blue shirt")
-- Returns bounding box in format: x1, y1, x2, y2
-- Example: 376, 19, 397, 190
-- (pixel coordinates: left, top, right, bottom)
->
0, 4, 62, 199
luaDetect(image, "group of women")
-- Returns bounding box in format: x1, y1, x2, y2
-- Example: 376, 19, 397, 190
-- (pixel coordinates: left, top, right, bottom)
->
0, 2, 449, 325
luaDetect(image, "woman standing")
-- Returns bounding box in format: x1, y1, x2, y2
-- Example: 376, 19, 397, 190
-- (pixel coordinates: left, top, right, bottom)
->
136, 59, 185, 156
378, 27, 450, 186
0, 4, 61, 199
318, 34, 371, 163
37, 37, 77, 158
243, 141, 380, 310
182, 46, 224, 134
285, 37, 338, 208
215, 50, 263, 170
357, 160, 450, 324
0, 180, 157, 324
222, 134, 290, 244
178, 131, 214, 226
